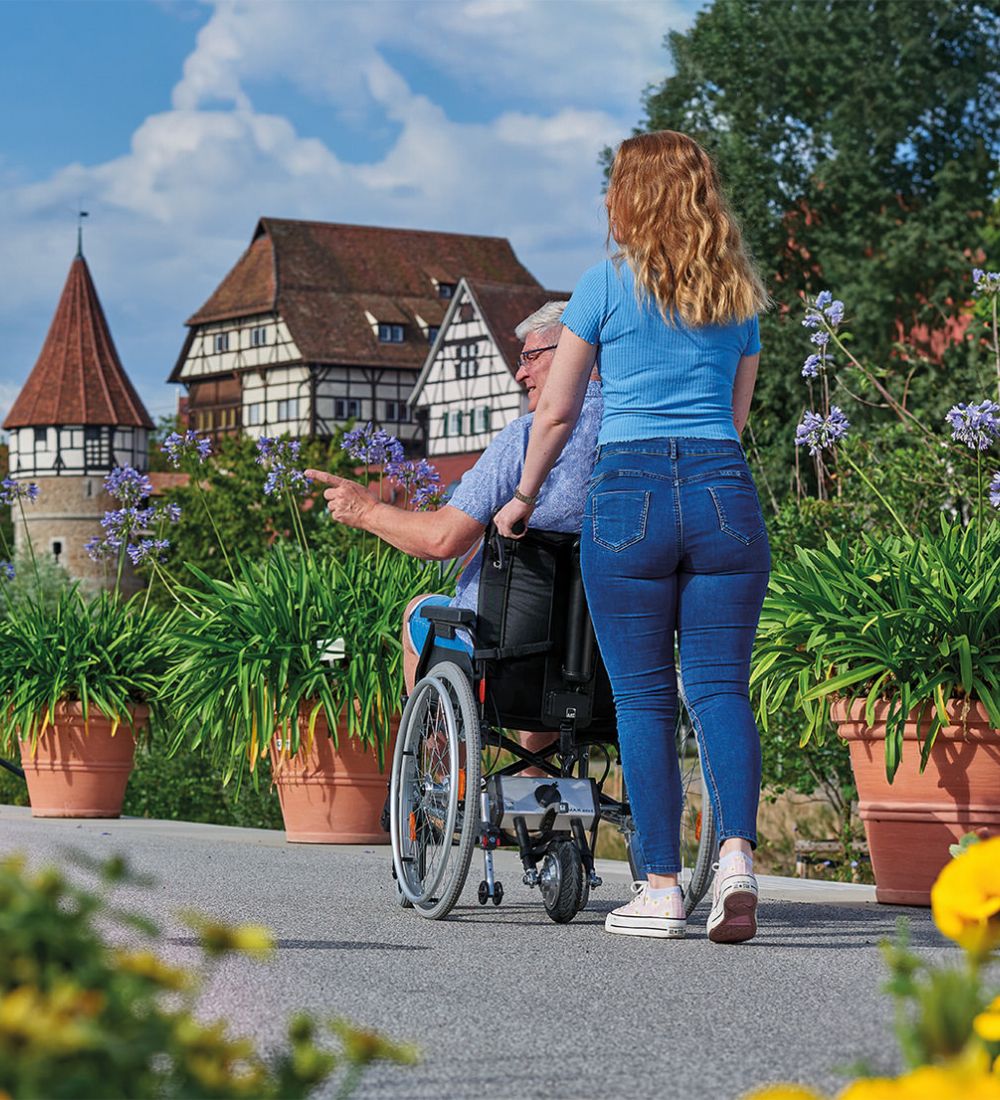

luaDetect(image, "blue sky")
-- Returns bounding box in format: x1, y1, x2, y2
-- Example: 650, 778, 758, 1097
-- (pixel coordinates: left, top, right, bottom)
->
0, 0, 700, 426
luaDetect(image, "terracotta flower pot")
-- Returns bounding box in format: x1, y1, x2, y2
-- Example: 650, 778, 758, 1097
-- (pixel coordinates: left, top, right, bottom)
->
832, 698, 1000, 906
270, 708, 397, 844
17, 702, 147, 818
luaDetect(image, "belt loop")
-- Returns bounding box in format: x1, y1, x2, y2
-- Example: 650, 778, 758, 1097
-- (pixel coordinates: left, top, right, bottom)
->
669, 438, 678, 460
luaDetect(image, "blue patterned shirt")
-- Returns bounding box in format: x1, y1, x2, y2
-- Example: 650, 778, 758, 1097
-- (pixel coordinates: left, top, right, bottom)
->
447, 380, 603, 611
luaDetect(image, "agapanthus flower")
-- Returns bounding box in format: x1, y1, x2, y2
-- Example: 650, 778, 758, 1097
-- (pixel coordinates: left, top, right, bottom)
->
810, 330, 830, 348
105, 466, 153, 506
824, 299, 845, 325
0, 561, 14, 581
945, 401, 1000, 451
263, 466, 310, 497
126, 538, 171, 566
342, 422, 405, 467
795, 406, 850, 456
801, 354, 823, 379
255, 437, 301, 467
990, 472, 1000, 509
801, 312, 822, 329
0, 477, 40, 505
814, 290, 832, 310
412, 484, 445, 511
161, 430, 212, 468
160, 502, 182, 524
85, 536, 116, 563
972, 268, 1000, 296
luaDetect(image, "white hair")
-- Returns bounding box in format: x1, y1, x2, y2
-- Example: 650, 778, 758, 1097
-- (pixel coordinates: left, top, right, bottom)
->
515, 300, 568, 342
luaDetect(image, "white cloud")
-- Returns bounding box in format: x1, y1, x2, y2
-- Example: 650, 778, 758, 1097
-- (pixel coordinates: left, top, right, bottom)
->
0, 0, 694, 417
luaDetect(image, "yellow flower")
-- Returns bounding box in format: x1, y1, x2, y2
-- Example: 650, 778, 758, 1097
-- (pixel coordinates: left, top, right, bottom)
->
182, 914, 275, 959
839, 1049, 1000, 1100
931, 837, 1000, 958
330, 1019, 420, 1067
975, 996, 1000, 1043
114, 949, 191, 991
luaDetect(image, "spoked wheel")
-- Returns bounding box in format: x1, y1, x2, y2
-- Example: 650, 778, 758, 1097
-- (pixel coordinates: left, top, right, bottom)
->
539, 839, 586, 924
390, 661, 481, 920
619, 702, 717, 917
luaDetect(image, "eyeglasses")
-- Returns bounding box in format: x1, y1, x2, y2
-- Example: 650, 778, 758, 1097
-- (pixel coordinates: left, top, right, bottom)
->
517, 344, 558, 367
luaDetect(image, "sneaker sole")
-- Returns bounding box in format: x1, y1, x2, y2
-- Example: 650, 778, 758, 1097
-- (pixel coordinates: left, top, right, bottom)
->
604, 914, 686, 939
707, 889, 758, 944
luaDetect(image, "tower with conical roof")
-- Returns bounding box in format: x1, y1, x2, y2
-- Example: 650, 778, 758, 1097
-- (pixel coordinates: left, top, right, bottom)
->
2, 241, 154, 591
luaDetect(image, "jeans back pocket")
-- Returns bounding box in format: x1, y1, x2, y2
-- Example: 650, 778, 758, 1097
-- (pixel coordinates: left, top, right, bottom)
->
591, 489, 650, 552
708, 483, 765, 545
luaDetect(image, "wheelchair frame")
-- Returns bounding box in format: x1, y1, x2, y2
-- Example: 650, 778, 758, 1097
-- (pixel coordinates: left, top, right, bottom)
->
389, 531, 718, 924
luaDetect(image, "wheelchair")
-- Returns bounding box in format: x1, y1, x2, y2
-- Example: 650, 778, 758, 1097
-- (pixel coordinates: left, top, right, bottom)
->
389, 526, 717, 923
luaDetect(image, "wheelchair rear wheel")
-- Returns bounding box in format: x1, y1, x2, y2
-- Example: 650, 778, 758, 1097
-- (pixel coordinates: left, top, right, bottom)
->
390, 662, 482, 920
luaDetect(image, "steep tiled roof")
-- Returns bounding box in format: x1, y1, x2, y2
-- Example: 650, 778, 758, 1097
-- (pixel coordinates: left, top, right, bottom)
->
4, 255, 153, 430
172, 218, 539, 379
468, 281, 571, 375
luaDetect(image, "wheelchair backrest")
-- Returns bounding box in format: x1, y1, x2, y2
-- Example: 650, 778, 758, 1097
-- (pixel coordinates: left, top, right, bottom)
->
475, 526, 616, 736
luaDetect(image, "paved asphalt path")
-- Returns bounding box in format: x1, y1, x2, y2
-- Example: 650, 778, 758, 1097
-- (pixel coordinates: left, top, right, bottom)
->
0, 808, 948, 1100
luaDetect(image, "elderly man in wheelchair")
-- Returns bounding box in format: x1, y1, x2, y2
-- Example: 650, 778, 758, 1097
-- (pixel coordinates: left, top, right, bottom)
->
307, 303, 715, 923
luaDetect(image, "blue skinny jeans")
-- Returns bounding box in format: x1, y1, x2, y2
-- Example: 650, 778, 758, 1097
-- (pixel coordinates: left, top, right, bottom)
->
580, 438, 771, 876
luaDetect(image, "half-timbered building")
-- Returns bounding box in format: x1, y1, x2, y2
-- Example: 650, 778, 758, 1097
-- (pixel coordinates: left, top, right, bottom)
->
3, 247, 153, 592
169, 218, 540, 451
407, 280, 569, 485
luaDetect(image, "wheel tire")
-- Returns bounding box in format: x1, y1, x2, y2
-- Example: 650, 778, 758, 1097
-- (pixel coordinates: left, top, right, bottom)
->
492, 881, 504, 907
539, 840, 585, 924
390, 661, 481, 921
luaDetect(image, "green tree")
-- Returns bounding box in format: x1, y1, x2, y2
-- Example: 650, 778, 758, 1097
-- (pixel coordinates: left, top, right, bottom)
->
631, 0, 1000, 486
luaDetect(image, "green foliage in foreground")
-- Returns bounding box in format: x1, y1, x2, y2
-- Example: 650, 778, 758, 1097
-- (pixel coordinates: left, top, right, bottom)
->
752, 518, 1000, 780
0, 853, 418, 1099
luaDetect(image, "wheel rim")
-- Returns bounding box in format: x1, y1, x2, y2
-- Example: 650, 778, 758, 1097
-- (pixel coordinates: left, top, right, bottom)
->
538, 850, 562, 909
391, 676, 461, 904
677, 712, 705, 887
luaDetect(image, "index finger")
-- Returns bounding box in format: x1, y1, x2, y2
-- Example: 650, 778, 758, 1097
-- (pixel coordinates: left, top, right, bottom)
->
303, 469, 340, 486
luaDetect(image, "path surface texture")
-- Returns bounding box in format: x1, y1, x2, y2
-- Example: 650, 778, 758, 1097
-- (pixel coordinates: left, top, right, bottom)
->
0, 806, 948, 1100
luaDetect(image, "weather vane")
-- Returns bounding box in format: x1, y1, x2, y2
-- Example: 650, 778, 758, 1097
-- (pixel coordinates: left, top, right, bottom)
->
77, 207, 89, 257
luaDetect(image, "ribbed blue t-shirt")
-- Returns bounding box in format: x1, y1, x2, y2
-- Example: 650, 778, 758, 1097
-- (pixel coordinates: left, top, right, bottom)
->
560, 259, 761, 445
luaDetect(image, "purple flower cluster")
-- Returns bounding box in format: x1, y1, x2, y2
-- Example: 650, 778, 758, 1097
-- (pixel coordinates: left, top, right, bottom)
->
991, 472, 1000, 510
945, 401, 1000, 451
85, 466, 182, 564
256, 437, 311, 498
1, 561, 14, 582
972, 269, 1000, 297
105, 466, 153, 506
795, 406, 851, 456
0, 477, 40, 505
799, 291, 844, 378
342, 422, 404, 467
386, 456, 442, 511
161, 430, 212, 469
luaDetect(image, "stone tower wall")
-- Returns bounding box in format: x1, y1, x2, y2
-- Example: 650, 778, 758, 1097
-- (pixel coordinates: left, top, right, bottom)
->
12, 474, 144, 596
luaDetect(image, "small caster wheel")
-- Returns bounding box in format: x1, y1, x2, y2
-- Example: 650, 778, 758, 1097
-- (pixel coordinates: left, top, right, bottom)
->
478, 880, 490, 905
492, 881, 504, 906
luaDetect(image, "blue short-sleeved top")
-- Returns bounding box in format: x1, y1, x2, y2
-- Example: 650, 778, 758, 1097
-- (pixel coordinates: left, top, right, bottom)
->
445, 381, 603, 611
560, 259, 760, 445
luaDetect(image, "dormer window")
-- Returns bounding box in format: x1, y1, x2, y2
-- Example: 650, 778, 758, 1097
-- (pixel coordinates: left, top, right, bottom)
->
437, 282, 456, 300
214, 332, 230, 353
378, 323, 405, 344
427, 326, 440, 344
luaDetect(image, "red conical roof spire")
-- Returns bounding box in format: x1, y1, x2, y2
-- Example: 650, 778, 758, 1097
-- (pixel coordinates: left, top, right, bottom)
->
3, 254, 153, 430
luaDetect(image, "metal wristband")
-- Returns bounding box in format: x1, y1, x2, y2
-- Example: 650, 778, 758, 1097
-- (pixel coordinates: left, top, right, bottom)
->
513, 488, 537, 506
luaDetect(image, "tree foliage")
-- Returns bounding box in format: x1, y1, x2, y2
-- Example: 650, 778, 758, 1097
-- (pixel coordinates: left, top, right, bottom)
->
633, 0, 1000, 485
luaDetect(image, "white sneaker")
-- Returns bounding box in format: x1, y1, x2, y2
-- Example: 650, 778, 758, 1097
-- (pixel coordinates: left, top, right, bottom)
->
604, 882, 686, 939
707, 853, 758, 944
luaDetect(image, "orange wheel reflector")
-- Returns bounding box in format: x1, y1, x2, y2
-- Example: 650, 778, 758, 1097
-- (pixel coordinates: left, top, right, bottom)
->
478, 678, 486, 704
408, 812, 417, 842
695, 811, 702, 842
457, 769, 466, 800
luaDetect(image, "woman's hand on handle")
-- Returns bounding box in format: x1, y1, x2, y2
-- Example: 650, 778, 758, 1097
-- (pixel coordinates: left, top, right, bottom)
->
494, 497, 534, 539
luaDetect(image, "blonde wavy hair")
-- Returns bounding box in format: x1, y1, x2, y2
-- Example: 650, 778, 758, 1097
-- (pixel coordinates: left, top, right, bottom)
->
606, 130, 768, 326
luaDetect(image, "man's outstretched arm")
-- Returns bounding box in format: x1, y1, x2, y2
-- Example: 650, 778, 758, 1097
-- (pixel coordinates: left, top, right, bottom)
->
303, 470, 484, 560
